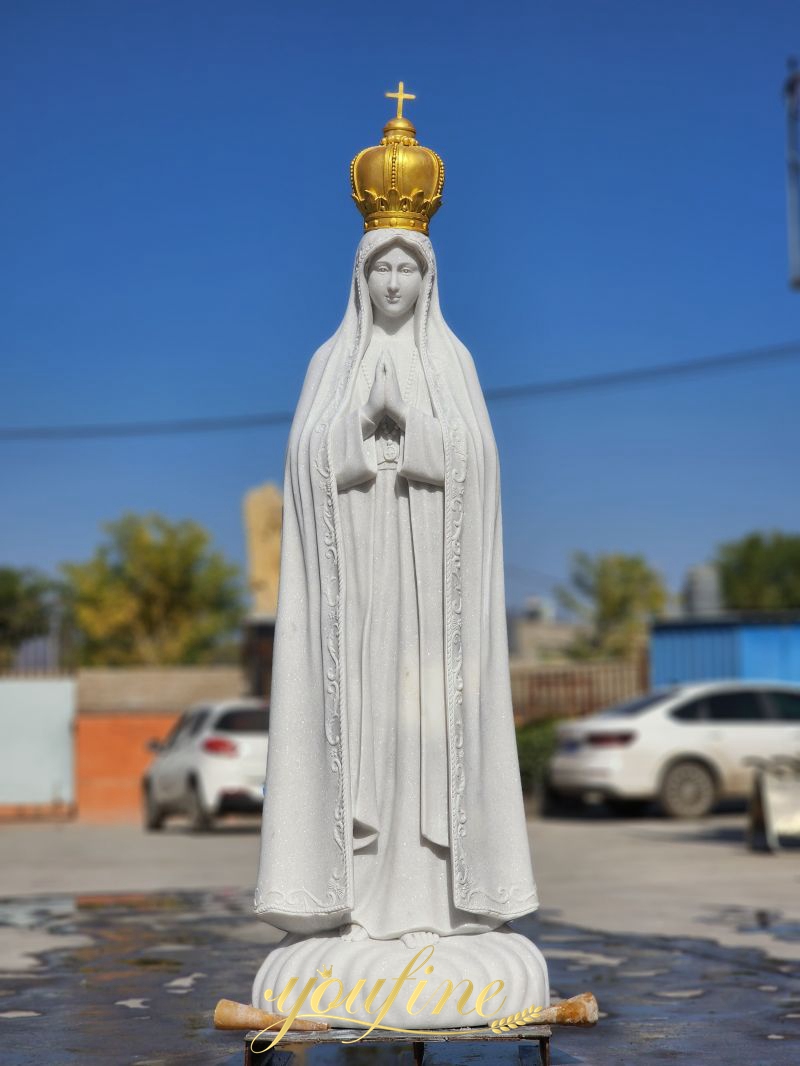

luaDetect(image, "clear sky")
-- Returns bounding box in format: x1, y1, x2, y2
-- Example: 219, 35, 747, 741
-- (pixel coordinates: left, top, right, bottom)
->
1, 0, 799, 610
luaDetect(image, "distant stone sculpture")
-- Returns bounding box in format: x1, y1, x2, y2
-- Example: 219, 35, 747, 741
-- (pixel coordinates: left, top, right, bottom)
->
250, 86, 549, 1030
242, 482, 282, 619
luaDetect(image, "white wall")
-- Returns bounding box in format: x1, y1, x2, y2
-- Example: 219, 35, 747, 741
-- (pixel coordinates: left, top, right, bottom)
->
0, 678, 75, 805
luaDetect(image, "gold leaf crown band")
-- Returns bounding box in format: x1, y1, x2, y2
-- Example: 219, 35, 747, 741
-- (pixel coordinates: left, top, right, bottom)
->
351, 82, 445, 235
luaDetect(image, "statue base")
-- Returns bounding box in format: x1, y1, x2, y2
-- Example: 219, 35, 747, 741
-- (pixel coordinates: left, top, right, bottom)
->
251, 924, 549, 1030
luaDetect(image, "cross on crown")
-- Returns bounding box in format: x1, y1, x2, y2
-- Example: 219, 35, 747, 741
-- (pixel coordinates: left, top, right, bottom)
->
385, 81, 416, 120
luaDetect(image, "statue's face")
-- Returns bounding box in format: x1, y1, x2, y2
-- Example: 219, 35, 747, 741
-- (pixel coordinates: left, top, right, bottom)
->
366, 243, 423, 321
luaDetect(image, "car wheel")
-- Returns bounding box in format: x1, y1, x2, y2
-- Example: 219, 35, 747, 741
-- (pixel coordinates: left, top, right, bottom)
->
143, 784, 165, 831
185, 780, 213, 832
658, 760, 717, 818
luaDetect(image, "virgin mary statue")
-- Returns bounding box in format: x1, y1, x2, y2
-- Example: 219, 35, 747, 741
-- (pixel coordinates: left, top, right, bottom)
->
252, 90, 549, 1028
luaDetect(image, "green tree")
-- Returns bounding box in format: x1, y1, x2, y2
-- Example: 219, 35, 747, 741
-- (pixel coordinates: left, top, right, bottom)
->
555, 550, 668, 660
0, 566, 54, 669
61, 513, 245, 665
714, 531, 800, 610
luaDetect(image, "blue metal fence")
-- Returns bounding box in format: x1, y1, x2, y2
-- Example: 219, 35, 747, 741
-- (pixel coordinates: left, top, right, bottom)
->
651, 614, 800, 686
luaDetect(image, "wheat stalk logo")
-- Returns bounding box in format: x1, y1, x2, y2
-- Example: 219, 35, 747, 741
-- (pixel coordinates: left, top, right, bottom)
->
490, 1003, 545, 1033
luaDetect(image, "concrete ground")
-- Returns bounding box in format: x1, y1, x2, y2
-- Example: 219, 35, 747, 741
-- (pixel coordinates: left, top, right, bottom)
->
2, 811, 799, 962
2, 811, 800, 1063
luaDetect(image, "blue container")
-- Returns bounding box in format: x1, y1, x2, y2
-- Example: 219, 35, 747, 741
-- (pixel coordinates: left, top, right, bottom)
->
650, 613, 800, 686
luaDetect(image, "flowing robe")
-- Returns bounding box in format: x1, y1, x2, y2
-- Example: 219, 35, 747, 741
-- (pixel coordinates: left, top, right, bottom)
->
253, 229, 539, 936
329, 337, 502, 937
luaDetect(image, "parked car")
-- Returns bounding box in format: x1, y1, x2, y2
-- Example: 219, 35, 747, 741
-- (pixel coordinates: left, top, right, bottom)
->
546, 681, 800, 818
142, 698, 269, 831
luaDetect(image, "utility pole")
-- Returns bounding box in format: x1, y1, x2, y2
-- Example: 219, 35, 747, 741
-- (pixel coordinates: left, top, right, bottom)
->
785, 59, 800, 290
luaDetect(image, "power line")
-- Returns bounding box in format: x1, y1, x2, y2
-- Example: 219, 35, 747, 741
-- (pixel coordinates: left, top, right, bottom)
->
2, 339, 799, 443
0, 410, 296, 441
505, 563, 566, 589
483, 339, 800, 401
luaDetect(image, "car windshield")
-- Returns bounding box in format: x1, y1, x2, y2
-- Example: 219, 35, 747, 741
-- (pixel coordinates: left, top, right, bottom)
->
595, 690, 679, 717
214, 707, 269, 733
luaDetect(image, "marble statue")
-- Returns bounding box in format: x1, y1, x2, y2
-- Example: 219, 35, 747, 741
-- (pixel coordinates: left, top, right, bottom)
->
251, 85, 549, 1030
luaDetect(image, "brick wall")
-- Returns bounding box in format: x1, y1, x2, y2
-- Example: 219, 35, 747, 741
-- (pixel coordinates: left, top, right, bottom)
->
77, 666, 247, 714
0, 800, 73, 822
76, 712, 178, 823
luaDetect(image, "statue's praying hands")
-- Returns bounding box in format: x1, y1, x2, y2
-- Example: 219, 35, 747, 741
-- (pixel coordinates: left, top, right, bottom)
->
361, 352, 409, 437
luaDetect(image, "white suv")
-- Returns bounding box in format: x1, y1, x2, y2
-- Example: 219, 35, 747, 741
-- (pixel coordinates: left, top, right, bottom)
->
142, 698, 269, 831
547, 681, 800, 817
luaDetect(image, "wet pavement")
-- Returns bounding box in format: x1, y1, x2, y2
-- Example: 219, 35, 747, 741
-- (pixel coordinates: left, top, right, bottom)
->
2, 889, 799, 1065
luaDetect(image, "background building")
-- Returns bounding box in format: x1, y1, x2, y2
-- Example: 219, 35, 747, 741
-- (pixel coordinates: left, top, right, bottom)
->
651, 611, 800, 686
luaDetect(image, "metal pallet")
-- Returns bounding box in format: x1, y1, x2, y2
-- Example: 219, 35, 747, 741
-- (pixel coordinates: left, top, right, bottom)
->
243, 1023, 552, 1064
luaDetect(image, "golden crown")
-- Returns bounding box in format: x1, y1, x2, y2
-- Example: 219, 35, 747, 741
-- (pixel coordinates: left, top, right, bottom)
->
350, 82, 445, 235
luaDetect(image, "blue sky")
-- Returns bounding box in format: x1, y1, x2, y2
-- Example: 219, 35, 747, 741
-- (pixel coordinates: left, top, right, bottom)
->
1, 0, 798, 610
